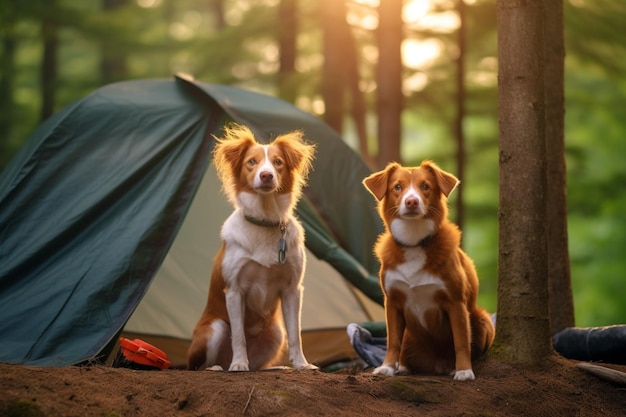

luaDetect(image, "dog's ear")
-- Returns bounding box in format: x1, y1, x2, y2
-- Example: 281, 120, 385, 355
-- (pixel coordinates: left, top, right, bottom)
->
421, 161, 459, 198
213, 124, 257, 183
363, 163, 400, 201
273, 131, 316, 179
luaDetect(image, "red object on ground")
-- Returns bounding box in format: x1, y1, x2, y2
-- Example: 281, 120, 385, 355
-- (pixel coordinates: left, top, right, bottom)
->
118, 337, 171, 370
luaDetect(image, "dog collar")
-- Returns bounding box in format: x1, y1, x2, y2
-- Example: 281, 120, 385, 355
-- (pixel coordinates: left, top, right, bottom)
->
243, 215, 288, 264
393, 235, 432, 248
244, 215, 283, 228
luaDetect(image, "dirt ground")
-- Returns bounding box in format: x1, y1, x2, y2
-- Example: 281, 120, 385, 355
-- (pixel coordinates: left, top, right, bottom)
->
1, 356, 625, 417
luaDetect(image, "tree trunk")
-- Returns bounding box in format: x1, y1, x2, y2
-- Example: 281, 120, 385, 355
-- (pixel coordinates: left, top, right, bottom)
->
209, 0, 225, 31
454, 0, 466, 233
544, 0, 574, 335
277, 0, 297, 104
41, 16, 58, 122
0, 33, 16, 150
319, 0, 373, 167
495, 0, 554, 364
100, 0, 128, 83
344, 14, 373, 169
320, 0, 346, 135
376, 0, 403, 167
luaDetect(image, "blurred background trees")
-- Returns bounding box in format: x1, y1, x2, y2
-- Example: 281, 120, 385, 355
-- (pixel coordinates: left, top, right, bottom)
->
1, 0, 625, 328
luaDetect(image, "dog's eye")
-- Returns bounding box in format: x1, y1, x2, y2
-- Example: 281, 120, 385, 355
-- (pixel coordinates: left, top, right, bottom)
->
394, 183, 402, 191
247, 158, 257, 166
273, 158, 283, 167
421, 183, 430, 191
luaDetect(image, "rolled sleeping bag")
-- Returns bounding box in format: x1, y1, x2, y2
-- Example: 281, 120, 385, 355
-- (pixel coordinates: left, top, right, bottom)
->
552, 325, 626, 364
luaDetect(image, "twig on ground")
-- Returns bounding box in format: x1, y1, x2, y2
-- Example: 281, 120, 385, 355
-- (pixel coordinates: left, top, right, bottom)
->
576, 363, 626, 386
242, 384, 256, 416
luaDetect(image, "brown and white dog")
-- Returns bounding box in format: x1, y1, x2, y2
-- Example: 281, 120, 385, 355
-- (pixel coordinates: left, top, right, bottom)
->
187, 124, 318, 372
362, 161, 494, 381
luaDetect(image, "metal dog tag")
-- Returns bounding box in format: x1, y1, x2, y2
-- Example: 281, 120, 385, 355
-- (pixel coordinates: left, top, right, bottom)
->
278, 224, 287, 264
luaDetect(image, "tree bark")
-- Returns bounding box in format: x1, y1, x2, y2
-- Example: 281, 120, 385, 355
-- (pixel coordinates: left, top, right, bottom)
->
343, 11, 373, 169
209, 0, 225, 31
278, 0, 298, 104
100, 0, 128, 83
544, 0, 574, 335
0, 33, 16, 149
495, 0, 554, 363
41, 16, 58, 122
320, 0, 346, 135
319, 1, 373, 167
376, 0, 403, 167
454, 0, 466, 233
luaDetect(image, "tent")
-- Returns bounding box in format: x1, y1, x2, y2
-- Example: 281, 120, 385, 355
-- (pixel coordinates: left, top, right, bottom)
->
0, 74, 384, 368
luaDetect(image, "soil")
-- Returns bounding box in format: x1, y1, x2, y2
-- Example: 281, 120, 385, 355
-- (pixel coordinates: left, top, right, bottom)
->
1, 357, 625, 417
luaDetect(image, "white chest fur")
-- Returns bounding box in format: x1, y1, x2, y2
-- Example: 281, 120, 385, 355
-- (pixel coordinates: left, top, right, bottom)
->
220, 209, 305, 286
384, 247, 446, 328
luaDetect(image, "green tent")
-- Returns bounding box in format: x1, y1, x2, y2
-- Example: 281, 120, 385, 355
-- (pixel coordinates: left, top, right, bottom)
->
0, 74, 384, 367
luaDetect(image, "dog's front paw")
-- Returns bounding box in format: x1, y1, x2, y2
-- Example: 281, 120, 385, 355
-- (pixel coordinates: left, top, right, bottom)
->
396, 365, 410, 375
205, 365, 224, 371
453, 369, 475, 381
228, 362, 250, 372
373, 364, 396, 376
296, 363, 319, 371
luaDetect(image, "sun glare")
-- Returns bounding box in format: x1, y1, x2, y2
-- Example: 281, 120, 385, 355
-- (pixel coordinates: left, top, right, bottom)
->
350, 0, 459, 74
404, 0, 460, 33
136, 0, 161, 8
403, 0, 430, 23
402, 38, 442, 69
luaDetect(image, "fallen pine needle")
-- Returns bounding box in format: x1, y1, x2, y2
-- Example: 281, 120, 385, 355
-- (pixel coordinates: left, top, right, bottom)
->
242, 384, 256, 415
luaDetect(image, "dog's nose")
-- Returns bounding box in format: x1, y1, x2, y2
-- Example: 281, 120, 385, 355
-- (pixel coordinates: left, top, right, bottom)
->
405, 197, 419, 209
260, 171, 274, 183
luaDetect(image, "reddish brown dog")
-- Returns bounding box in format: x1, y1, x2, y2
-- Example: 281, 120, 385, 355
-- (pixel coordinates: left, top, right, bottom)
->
363, 161, 494, 381
187, 124, 317, 372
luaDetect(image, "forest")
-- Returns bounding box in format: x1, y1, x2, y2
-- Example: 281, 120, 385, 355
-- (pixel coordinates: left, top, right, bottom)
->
1, 0, 625, 328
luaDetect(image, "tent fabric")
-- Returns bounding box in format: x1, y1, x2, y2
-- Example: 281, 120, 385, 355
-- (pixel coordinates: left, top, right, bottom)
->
0, 75, 383, 366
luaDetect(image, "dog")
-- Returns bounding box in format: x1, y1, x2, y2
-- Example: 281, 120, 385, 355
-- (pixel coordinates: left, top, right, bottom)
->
187, 124, 318, 372
362, 161, 494, 381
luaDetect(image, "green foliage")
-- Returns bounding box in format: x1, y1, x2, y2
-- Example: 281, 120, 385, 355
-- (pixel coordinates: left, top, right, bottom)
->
565, 0, 626, 77
2, 399, 44, 417
563, 36, 626, 325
